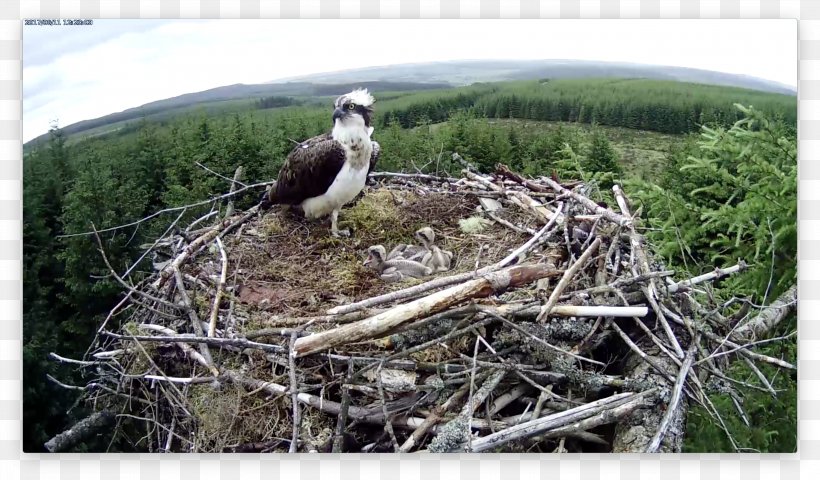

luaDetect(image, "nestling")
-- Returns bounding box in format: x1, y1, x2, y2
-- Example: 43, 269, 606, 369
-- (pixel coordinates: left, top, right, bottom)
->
415, 227, 453, 273
364, 245, 433, 283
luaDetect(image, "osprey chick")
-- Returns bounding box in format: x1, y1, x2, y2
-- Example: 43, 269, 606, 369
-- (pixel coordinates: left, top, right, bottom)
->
262, 89, 381, 237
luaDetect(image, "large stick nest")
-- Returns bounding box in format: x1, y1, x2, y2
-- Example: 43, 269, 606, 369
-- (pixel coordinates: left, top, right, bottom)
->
53, 162, 795, 454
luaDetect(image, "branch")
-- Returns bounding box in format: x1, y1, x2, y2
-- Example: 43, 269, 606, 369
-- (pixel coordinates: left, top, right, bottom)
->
44, 411, 115, 452
327, 203, 563, 316
59, 180, 271, 238
208, 237, 228, 337
731, 284, 797, 340
665, 261, 748, 294
462, 390, 654, 453
294, 264, 562, 357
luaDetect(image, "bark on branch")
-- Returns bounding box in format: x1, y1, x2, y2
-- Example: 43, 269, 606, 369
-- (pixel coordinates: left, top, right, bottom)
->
294, 264, 562, 357
44, 410, 115, 452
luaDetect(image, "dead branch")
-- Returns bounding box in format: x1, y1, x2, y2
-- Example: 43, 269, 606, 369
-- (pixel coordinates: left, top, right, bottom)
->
295, 264, 562, 357
44, 410, 115, 452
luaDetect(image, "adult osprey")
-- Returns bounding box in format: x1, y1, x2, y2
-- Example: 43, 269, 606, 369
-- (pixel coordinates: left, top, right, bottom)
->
261, 89, 381, 237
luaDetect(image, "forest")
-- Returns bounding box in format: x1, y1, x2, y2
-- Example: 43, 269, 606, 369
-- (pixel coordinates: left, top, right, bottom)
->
22, 77, 796, 453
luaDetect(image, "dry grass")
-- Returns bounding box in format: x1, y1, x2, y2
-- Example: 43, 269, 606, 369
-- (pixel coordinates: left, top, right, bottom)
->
219, 187, 531, 327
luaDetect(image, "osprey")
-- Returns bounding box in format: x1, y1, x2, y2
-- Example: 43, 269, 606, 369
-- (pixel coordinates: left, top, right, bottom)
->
261, 89, 381, 237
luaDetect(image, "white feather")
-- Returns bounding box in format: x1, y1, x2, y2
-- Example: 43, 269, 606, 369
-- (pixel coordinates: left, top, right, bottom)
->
301, 118, 372, 219
346, 88, 374, 107
301, 161, 368, 219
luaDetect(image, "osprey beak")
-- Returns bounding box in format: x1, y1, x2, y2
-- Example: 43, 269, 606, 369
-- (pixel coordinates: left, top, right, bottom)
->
332, 107, 345, 123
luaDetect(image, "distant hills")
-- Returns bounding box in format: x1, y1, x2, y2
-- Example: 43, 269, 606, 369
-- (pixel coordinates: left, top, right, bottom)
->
25, 59, 795, 149
273, 59, 796, 96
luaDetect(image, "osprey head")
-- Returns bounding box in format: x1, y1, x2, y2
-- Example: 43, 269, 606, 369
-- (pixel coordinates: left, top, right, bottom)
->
333, 89, 375, 127
363, 245, 386, 268
415, 227, 435, 247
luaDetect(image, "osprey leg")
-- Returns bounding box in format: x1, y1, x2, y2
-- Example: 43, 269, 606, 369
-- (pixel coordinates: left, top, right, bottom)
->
330, 209, 350, 237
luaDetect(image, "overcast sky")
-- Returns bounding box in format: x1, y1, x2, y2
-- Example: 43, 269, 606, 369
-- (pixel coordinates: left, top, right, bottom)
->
22, 19, 796, 142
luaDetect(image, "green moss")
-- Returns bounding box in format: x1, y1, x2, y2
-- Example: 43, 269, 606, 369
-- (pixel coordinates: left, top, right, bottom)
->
343, 190, 414, 242
259, 215, 285, 236
459, 216, 491, 234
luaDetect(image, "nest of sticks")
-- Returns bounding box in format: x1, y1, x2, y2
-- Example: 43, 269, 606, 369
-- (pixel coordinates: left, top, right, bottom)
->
47, 161, 797, 454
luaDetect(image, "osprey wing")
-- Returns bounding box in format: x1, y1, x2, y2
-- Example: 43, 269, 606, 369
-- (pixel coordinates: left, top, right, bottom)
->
368, 140, 381, 175
268, 134, 347, 205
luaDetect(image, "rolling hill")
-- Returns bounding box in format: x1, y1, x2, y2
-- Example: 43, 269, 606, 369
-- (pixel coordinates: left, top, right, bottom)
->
24, 59, 795, 149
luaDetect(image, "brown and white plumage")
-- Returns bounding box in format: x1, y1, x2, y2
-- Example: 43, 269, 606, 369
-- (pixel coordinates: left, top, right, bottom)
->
262, 89, 380, 236
364, 245, 432, 283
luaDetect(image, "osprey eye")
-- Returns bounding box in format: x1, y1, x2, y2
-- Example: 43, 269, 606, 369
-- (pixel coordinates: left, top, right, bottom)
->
348, 103, 356, 110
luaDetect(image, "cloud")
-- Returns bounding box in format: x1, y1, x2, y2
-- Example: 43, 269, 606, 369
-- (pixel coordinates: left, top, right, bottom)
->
22, 19, 797, 142
23, 20, 174, 68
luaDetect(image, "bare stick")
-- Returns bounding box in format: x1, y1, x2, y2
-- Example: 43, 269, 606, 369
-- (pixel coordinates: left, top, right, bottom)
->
60, 180, 271, 239
142, 375, 218, 384
44, 411, 115, 452
208, 237, 228, 337
615, 187, 686, 358
492, 303, 649, 319
697, 332, 796, 365
296, 264, 561, 357
646, 342, 697, 452
288, 332, 300, 453
665, 262, 748, 294
332, 358, 355, 453
536, 238, 602, 322
224, 166, 245, 217
370, 171, 460, 183
49, 352, 99, 366
327, 204, 563, 316
376, 361, 401, 452
173, 267, 217, 374
104, 330, 285, 354
731, 284, 797, 340
463, 390, 654, 453
540, 176, 632, 227
610, 322, 675, 383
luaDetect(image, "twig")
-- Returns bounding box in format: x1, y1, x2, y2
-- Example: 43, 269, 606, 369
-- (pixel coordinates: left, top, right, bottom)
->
196, 162, 248, 189
288, 332, 300, 453
60, 181, 271, 238
536, 238, 602, 322
295, 264, 561, 357
376, 360, 401, 452
332, 358, 355, 453
103, 330, 285, 354
610, 322, 675, 383
208, 237, 228, 337
697, 332, 796, 365
646, 341, 697, 452
462, 390, 655, 453
327, 204, 563, 316
49, 352, 99, 366
173, 267, 217, 375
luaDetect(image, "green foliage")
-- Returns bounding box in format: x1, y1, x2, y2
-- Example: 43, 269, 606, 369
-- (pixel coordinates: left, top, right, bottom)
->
625, 105, 796, 452
23, 81, 796, 453
255, 96, 300, 109
378, 79, 796, 135
627, 105, 796, 300
683, 313, 797, 453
